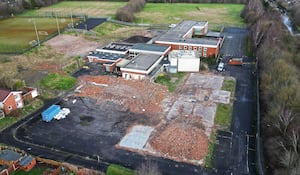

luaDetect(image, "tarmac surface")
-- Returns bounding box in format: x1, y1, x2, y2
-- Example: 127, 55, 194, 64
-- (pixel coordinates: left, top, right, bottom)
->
213, 27, 256, 175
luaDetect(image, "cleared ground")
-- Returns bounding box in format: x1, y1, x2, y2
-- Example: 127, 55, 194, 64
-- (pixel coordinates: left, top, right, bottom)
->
0, 17, 75, 53
14, 73, 230, 166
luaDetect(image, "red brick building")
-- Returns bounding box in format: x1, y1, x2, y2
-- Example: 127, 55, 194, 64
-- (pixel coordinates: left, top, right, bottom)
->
0, 89, 23, 116
154, 21, 222, 58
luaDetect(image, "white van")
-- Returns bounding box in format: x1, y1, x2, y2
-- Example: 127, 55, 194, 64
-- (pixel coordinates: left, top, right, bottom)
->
217, 62, 225, 71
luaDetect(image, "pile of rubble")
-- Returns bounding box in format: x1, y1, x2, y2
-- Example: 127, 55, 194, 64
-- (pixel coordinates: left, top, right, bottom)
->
149, 115, 209, 163
76, 75, 168, 116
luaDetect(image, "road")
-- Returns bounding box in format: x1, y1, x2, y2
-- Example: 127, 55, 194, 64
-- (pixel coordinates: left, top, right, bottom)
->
213, 27, 256, 175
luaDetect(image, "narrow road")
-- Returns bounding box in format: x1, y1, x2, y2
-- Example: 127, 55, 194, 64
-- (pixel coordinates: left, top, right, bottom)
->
214, 27, 256, 175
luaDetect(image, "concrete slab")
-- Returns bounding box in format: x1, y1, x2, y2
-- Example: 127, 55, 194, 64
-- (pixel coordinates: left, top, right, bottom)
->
211, 90, 231, 104
185, 74, 224, 90
167, 101, 194, 120
119, 125, 154, 150
193, 103, 217, 127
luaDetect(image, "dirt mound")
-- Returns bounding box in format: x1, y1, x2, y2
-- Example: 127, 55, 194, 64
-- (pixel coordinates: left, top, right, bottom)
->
150, 122, 209, 161
44, 34, 99, 57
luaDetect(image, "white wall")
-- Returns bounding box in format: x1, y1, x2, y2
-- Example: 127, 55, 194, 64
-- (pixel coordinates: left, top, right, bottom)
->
178, 58, 200, 72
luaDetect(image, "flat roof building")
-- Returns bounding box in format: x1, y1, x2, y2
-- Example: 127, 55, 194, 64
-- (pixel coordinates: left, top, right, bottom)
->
129, 43, 171, 58
121, 54, 164, 80
96, 42, 134, 55
154, 20, 222, 58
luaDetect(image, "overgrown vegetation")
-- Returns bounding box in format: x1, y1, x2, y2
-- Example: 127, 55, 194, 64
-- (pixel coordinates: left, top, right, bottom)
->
106, 164, 134, 175
242, 1, 300, 174
39, 73, 77, 91
116, 0, 146, 22
205, 130, 216, 168
155, 72, 185, 92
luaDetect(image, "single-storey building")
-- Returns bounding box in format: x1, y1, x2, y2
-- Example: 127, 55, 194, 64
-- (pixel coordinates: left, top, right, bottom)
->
129, 43, 171, 58
86, 51, 129, 72
154, 20, 222, 58
120, 53, 164, 80
96, 42, 134, 55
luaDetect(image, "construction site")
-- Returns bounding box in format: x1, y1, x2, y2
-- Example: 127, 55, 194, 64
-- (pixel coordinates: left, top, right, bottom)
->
13, 71, 231, 168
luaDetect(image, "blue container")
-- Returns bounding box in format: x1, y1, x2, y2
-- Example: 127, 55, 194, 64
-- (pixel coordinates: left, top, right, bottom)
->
41, 105, 61, 122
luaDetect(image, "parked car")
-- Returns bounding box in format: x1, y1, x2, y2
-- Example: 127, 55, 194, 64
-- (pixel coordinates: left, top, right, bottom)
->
217, 62, 225, 71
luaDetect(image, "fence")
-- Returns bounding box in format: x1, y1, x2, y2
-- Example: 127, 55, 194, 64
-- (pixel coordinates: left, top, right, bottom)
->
256, 60, 265, 175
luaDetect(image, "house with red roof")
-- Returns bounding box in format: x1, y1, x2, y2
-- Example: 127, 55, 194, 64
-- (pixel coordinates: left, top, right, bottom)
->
0, 89, 24, 116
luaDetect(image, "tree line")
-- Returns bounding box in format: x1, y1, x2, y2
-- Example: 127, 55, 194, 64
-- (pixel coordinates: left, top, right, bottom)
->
241, 0, 300, 175
0, 0, 62, 17
115, 0, 146, 22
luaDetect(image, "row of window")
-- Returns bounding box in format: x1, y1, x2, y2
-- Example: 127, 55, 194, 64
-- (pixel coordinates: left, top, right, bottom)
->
178, 45, 208, 52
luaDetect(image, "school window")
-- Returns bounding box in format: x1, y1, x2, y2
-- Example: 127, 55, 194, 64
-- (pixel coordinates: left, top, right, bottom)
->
198, 47, 202, 51
8, 105, 12, 110
193, 46, 197, 50
179, 45, 182, 50
204, 47, 207, 51
188, 46, 192, 50
183, 46, 187, 50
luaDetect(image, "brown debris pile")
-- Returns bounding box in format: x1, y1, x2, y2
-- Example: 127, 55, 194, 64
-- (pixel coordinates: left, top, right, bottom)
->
76, 75, 168, 116
150, 121, 209, 161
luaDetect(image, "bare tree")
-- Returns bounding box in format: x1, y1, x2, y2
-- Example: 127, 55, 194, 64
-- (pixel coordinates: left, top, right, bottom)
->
135, 160, 162, 175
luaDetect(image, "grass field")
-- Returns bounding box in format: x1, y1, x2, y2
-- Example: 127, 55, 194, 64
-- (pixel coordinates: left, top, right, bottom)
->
19, 2, 244, 26
136, 3, 244, 25
19, 1, 125, 17
0, 17, 74, 53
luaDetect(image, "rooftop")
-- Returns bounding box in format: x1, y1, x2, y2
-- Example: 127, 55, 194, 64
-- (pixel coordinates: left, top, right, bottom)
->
0, 89, 10, 102
130, 43, 170, 53
0, 150, 21, 162
88, 51, 127, 61
155, 20, 220, 46
100, 42, 134, 52
123, 54, 162, 71
18, 155, 35, 167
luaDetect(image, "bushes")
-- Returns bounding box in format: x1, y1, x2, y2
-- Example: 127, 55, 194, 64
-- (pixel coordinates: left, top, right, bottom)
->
115, 0, 146, 22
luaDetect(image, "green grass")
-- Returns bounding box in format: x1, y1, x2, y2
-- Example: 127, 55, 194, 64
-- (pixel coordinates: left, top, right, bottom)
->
39, 73, 77, 91
221, 79, 236, 93
11, 167, 46, 175
94, 22, 125, 36
135, 3, 244, 26
0, 17, 75, 53
0, 99, 44, 131
19, 1, 125, 17
215, 78, 236, 130
0, 117, 18, 132
205, 130, 216, 168
155, 72, 185, 92
106, 164, 134, 175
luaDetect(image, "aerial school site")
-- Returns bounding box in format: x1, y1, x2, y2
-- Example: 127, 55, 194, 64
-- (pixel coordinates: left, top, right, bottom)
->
0, 0, 257, 175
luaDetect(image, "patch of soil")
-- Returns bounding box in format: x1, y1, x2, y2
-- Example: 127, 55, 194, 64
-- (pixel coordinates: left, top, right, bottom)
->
44, 34, 99, 57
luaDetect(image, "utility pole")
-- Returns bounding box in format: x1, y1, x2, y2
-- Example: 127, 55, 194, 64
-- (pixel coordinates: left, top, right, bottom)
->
70, 9, 74, 28
33, 19, 40, 46
55, 13, 60, 35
